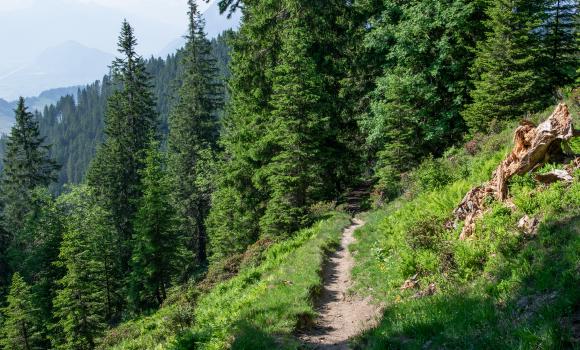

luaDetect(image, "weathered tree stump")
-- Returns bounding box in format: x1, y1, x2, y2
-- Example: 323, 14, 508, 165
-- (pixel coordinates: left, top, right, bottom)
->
451, 103, 578, 239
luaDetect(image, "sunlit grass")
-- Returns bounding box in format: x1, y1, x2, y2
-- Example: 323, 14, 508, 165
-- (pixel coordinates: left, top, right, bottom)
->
350, 99, 580, 349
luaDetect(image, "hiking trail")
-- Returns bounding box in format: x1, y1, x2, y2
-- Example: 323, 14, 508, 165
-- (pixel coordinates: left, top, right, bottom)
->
300, 218, 381, 349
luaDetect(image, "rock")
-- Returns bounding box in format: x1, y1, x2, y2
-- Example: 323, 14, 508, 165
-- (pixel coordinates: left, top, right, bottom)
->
400, 274, 419, 290
413, 283, 436, 299
517, 215, 539, 236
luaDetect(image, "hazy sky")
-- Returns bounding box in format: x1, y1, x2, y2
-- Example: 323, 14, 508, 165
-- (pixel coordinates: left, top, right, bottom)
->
0, 0, 216, 71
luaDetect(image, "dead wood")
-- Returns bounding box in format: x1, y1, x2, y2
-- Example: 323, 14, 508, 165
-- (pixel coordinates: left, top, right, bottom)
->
535, 169, 574, 184
451, 103, 577, 240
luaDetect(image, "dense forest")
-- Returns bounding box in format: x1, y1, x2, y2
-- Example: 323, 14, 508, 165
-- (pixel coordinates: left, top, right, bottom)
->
0, 30, 232, 191
0, 0, 578, 349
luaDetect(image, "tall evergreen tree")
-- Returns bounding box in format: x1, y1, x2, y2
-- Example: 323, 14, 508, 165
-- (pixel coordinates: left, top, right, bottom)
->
541, 0, 579, 89
9, 190, 63, 348
0, 273, 41, 350
207, 0, 282, 261
129, 140, 187, 313
208, 0, 361, 257
168, 0, 223, 267
52, 186, 118, 349
258, 7, 328, 236
0, 98, 59, 302
463, 0, 552, 131
86, 20, 158, 279
362, 0, 487, 196
0, 97, 59, 233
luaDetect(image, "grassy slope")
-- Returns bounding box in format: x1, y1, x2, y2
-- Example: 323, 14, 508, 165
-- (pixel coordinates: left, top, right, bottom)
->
100, 213, 351, 350
351, 101, 580, 349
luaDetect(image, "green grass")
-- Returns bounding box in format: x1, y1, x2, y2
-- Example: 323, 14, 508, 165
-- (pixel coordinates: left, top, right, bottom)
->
174, 212, 350, 350
100, 212, 351, 350
351, 101, 580, 349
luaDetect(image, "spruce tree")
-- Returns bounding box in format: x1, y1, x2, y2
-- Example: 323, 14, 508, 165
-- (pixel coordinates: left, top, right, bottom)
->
52, 186, 118, 349
463, 0, 552, 132
86, 20, 157, 280
10, 189, 63, 348
541, 0, 579, 89
0, 97, 59, 233
207, 0, 359, 256
0, 273, 41, 350
168, 0, 223, 267
206, 0, 281, 261
362, 0, 487, 196
129, 140, 187, 313
258, 8, 327, 236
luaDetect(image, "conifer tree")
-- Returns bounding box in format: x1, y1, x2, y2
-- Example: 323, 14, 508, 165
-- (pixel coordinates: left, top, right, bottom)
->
206, 0, 281, 261
52, 186, 118, 349
362, 0, 487, 196
207, 0, 358, 256
0, 98, 59, 306
168, 0, 223, 267
0, 97, 59, 233
87, 20, 158, 277
0, 273, 41, 350
541, 0, 579, 89
258, 9, 327, 236
11, 189, 63, 347
129, 140, 187, 312
463, 0, 552, 131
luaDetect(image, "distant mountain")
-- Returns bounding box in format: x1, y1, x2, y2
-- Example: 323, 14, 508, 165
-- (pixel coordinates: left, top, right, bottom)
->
158, 1, 241, 57
0, 41, 113, 100
0, 86, 81, 135
0, 99, 13, 135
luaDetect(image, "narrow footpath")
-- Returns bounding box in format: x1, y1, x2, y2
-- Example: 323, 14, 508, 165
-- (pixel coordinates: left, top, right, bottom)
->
300, 218, 381, 349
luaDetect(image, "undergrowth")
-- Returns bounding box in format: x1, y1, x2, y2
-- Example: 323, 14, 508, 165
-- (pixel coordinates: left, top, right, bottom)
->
100, 212, 351, 349
351, 100, 580, 349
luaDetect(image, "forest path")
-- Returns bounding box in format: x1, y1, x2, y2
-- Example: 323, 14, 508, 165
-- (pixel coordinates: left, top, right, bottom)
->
299, 218, 381, 349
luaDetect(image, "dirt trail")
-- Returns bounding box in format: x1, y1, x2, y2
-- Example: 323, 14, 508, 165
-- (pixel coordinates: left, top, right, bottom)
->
300, 218, 381, 349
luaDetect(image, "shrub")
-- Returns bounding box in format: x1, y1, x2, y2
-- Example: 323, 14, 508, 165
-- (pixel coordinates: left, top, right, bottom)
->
405, 216, 444, 250
410, 156, 453, 193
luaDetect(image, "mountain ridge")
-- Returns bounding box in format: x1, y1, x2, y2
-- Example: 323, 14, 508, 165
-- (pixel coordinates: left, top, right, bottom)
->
0, 86, 82, 134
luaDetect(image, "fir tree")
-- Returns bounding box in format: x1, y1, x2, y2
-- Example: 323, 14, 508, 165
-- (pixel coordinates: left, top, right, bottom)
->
207, 0, 360, 256
86, 20, 158, 280
362, 0, 487, 196
168, 0, 223, 267
52, 186, 118, 349
541, 0, 579, 89
463, 0, 552, 131
129, 140, 187, 313
0, 273, 40, 350
258, 8, 327, 236
9, 189, 63, 347
0, 97, 59, 233
206, 0, 281, 260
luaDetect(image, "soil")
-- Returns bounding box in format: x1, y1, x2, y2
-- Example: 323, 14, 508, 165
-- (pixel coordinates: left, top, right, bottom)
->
299, 218, 381, 349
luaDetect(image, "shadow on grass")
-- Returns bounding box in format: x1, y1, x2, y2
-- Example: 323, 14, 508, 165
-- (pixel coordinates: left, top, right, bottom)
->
354, 215, 580, 350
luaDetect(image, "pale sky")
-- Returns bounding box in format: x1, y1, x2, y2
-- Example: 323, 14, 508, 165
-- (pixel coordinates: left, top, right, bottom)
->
0, 0, 216, 71
0, 0, 211, 24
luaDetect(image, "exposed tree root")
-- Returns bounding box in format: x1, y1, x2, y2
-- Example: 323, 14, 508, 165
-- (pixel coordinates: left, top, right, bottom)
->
451, 103, 578, 239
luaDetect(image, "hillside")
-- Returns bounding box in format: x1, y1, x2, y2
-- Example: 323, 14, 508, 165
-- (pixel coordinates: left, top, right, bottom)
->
350, 99, 580, 349
0, 1, 577, 350
93, 98, 579, 349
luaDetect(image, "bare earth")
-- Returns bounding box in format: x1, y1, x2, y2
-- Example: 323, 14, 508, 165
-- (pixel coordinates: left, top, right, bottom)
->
300, 218, 381, 349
